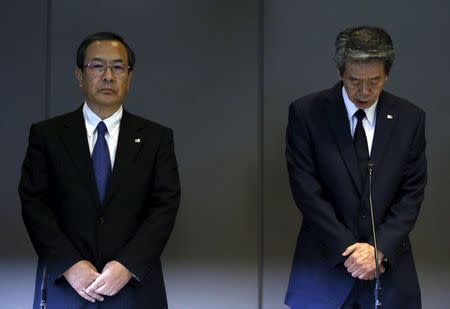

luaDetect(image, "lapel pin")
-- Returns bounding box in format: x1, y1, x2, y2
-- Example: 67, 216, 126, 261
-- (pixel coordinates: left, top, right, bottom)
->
387, 114, 393, 119
134, 138, 141, 143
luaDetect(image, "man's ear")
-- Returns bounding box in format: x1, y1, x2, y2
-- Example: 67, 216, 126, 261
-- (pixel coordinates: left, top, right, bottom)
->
75, 67, 83, 87
126, 71, 133, 90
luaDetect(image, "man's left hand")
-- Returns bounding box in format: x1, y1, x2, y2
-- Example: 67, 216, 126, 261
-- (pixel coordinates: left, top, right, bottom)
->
342, 243, 385, 280
85, 261, 132, 296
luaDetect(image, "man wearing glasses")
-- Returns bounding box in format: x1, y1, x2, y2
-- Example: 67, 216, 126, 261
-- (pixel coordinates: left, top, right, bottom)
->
19, 32, 180, 308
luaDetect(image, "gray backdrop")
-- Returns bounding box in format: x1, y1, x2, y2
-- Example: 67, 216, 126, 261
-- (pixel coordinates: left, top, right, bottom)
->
1, 0, 449, 308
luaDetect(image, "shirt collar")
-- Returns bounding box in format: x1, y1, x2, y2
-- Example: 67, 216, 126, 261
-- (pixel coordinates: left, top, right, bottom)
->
82, 102, 123, 137
342, 86, 377, 127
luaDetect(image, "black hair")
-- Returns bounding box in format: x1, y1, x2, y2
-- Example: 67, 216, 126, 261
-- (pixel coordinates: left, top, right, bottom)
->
76, 32, 135, 71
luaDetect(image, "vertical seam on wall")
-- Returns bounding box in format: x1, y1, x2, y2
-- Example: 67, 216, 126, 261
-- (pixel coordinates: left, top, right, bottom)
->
258, 0, 264, 308
44, 0, 52, 119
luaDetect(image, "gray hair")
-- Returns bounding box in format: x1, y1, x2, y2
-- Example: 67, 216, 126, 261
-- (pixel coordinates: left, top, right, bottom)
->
334, 26, 395, 76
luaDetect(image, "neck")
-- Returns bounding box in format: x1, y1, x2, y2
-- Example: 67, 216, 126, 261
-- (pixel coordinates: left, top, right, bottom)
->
86, 102, 121, 120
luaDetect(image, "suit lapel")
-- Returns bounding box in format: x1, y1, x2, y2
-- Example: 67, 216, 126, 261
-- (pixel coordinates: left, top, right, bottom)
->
370, 92, 397, 184
326, 83, 363, 195
103, 111, 144, 206
58, 108, 101, 206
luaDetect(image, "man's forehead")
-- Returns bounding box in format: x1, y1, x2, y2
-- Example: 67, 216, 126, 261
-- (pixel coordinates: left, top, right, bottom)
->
344, 61, 386, 78
88, 57, 125, 63
85, 40, 128, 61
87, 39, 125, 49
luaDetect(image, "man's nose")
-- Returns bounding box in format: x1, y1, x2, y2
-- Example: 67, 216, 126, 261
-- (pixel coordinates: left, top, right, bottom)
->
360, 81, 370, 96
102, 66, 114, 82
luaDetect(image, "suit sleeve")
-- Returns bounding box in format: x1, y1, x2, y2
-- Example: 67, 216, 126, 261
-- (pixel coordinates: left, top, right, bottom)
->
369, 111, 427, 266
19, 124, 83, 282
114, 128, 180, 281
286, 103, 356, 266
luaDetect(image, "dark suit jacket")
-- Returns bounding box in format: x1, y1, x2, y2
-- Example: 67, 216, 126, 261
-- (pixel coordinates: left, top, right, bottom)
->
19, 107, 180, 309
285, 83, 427, 309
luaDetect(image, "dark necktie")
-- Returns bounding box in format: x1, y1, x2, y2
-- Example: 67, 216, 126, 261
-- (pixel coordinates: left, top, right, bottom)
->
92, 121, 111, 203
354, 109, 369, 185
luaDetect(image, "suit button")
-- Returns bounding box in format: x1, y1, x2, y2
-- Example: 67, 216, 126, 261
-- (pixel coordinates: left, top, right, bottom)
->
360, 215, 366, 219
98, 216, 105, 224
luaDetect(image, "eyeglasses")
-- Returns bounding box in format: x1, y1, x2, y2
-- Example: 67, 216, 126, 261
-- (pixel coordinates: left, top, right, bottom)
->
84, 61, 130, 77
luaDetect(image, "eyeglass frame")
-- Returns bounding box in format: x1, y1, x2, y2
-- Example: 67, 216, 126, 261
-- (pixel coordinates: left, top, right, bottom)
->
83, 60, 131, 77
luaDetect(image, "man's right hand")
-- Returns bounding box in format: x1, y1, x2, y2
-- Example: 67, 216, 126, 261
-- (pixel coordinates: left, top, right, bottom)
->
63, 260, 104, 302
342, 243, 385, 280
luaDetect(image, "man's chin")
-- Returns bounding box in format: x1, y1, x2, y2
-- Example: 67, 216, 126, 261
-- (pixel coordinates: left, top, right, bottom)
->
94, 94, 119, 104
354, 100, 376, 109
89, 99, 121, 108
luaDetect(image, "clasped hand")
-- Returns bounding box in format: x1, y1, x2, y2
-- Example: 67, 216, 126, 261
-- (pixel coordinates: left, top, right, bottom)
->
342, 242, 385, 280
63, 260, 132, 303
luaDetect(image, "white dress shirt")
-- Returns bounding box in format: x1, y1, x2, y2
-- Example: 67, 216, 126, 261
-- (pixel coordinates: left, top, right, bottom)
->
342, 87, 378, 156
82, 102, 122, 168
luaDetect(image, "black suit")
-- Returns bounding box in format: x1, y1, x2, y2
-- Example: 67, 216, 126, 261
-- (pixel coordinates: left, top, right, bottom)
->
285, 83, 427, 308
19, 107, 180, 308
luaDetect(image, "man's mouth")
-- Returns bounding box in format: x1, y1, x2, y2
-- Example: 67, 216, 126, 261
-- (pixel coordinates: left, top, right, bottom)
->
98, 88, 116, 94
356, 99, 370, 105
